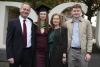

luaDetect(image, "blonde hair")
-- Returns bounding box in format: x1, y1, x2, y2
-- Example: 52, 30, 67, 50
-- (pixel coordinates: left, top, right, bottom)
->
50, 13, 63, 28
20, 2, 31, 8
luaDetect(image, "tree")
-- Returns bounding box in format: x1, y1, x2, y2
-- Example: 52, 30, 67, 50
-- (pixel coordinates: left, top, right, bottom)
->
1, 0, 100, 21
82, 0, 100, 21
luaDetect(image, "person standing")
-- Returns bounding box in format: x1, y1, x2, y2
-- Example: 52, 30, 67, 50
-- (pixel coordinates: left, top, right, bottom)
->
48, 14, 68, 67
62, 4, 93, 67
35, 5, 50, 67
6, 2, 36, 67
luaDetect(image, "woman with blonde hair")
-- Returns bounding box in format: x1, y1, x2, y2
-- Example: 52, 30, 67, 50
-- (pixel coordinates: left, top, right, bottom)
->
48, 13, 68, 67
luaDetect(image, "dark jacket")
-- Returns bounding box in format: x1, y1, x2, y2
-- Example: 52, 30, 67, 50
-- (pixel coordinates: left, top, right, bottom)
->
48, 27, 68, 67
6, 17, 36, 62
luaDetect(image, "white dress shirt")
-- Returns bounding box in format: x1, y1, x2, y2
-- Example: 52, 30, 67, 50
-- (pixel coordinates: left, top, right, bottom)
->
19, 16, 32, 48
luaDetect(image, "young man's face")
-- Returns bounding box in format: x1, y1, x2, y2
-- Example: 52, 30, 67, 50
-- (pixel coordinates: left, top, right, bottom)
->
20, 4, 31, 19
71, 8, 82, 18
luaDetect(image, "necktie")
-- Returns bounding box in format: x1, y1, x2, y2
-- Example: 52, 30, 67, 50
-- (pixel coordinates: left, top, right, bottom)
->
23, 19, 27, 47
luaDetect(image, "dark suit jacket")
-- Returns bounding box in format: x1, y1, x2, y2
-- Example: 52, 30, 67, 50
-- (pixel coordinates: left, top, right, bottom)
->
6, 17, 36, 62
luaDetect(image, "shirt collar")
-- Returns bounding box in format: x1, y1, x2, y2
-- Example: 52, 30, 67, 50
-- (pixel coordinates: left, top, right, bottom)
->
71, 17, 83, 23
19, 15, 28, 23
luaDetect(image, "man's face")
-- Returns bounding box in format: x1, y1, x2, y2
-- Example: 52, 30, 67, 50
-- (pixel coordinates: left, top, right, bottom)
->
71, 8, 82, 18
20, 4, 31, 18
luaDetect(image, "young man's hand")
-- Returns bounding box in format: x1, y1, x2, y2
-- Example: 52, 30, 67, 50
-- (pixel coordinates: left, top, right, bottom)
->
85, 53, 91, 61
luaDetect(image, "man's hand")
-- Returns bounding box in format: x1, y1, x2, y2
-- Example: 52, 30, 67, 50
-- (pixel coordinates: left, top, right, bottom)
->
85, 53, 91, 61
8, 58, 14, 64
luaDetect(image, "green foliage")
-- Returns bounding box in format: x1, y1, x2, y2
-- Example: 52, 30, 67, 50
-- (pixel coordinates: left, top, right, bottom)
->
0, 0, 81, 8
82, 0, 100, 21
35, 0, 60, 8
1, 0, 99, 21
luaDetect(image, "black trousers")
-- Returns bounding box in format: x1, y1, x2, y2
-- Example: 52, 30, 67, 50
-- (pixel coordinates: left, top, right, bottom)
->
9, 48, 33, 67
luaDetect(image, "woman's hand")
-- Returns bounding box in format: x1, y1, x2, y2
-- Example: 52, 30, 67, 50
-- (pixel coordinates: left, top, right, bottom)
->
62, 53, 67, 64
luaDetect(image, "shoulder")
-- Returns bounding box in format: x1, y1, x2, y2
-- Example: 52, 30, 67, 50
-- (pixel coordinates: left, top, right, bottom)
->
61, 27, 67, 31
27, 17, 33, 22
27, 17, 38, 27
9, 17, 18, 22
80, 17, 91, 24
62, 19, 72, 27
65, 19, 73, 23
27, 17, 36, 25
8, 18, 19, 25
48, 27, 53, 33
60, 27, 67, 34
85, 19, 91, 25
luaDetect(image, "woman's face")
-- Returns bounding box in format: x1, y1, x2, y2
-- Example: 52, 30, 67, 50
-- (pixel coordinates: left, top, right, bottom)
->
39, 11, 47, 21
52, 15, 60, 26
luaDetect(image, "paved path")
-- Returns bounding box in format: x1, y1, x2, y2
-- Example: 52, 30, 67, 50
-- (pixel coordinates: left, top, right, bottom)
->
0, 53, 100, 67
89, 53, 100, 67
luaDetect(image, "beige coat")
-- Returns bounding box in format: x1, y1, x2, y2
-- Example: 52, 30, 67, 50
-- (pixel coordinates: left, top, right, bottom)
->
62, 17, 93, 53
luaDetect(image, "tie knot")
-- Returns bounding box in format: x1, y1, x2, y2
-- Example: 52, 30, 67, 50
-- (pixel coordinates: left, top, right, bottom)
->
23, 19, 26, 23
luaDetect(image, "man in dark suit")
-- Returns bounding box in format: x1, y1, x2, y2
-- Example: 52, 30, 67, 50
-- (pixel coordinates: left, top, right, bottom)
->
6, 2, 36, 67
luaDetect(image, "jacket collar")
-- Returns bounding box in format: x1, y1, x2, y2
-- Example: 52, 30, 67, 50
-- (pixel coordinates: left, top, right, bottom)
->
71, 17, 84, 23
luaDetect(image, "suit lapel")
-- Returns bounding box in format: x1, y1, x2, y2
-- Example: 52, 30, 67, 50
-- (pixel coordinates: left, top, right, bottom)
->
16, 18, 22, 34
